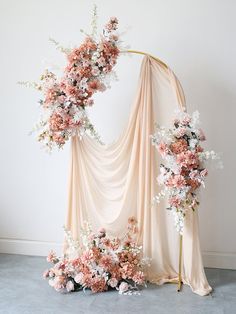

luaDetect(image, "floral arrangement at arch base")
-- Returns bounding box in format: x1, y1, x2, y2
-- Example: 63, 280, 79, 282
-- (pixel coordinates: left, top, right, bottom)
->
43, 217, 150, 295
151, 110, 222, 235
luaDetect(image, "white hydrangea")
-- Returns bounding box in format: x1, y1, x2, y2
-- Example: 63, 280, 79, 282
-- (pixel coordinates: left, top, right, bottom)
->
173, 210, 185, 235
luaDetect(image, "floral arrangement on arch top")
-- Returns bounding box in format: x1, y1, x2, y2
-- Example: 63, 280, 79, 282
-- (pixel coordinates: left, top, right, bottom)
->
43, 217, 149, 295
19, 7, 122, 151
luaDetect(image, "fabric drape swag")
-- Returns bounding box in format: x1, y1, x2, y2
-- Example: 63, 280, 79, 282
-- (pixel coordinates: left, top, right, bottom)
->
64, 56, 212, 296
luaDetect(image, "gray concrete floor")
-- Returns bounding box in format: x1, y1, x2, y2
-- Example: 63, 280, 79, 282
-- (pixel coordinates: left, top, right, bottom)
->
0, 254, 235, 314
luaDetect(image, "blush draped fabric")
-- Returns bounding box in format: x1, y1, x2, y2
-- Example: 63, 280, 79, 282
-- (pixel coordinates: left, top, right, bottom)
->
64, 56, 212, 296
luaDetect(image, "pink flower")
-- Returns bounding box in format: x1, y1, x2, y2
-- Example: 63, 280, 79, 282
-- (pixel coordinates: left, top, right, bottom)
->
189, 170, 199, 179
111, 237, 121, 250
171, 175, 186, 188
108, 278, 118, 288
48, 270, 54, 278
196, 146, 204, 153
84, 98, 94, 106
200, 169, 208, 177
88, 233, 96, 241
132, 271, 145, 285
54, 275, 66, 288
91, 278, 107, 293
98, 227, 106, 234
198, 129, 206, 141
57, 95, 66, 104
186, 179, 200, 191
49, 113, 65, 132
170, 139, 188, 154
43, 270, 50, 278
99, 255, 113, 270
121, 263, 135, 279
157, 142, 169, 157
119, 282, 129, 293
97, 56, 106, 66
169, 196, 181, 207
175, 127, 187, 138
52, 133, 66, 145
185, 151, 199, 168
182, 116, 191, 125
105, 17, 118, 32
176, 151, 199, 169
47, 251, 58, 263
91, 67, 100, 76
101, 237, 111, 247
66, 85, 78, 98
44, 87, 58, 106
74, 273, 83, 284
66, 280, 74, 292
98, 228, 106, 238
128, 216, 137, 225
81, 273, 93, 286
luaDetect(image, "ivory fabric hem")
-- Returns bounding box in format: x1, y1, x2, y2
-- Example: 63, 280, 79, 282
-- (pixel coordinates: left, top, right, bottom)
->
64, 55, 212, 296
149, 276, 212, 296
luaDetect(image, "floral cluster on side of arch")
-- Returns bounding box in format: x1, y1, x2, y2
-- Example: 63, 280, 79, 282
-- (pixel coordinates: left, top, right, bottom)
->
151, 110, 222, 234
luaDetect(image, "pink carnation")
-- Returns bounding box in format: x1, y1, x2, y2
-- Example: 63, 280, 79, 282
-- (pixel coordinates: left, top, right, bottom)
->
99, 255, 113, 270
169, 196, 181, 207
157, 142, 169, 157
132, 271, 145, 285
47, 251, 58, 263
170, 175, 186, 188
176, 151, 199, 169
170, 139, 188, 154
91, 278, 107, 293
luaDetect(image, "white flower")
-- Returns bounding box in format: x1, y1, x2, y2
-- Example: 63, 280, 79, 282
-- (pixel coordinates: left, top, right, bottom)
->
49, 279, 55, 287
190, 111, 200, 128
66, 280, 74, 292
189, 138, 198, 149
173, 210, 185, 235
119, 282, 129, 294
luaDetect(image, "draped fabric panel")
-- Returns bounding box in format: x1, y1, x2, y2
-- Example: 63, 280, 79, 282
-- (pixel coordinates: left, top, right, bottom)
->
64, 56, 212, 296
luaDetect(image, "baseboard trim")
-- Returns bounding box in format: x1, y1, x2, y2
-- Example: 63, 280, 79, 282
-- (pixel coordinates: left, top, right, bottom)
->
0, 238, 235, 270
0, 238, 62, 257
202, 251, 236, 270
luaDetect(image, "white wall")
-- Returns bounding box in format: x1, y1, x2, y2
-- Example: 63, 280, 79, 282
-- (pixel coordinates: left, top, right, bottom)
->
0, 0, 235, 269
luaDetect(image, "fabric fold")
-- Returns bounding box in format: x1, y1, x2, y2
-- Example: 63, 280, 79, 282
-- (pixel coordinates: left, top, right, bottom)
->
64, 56, 212, 296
